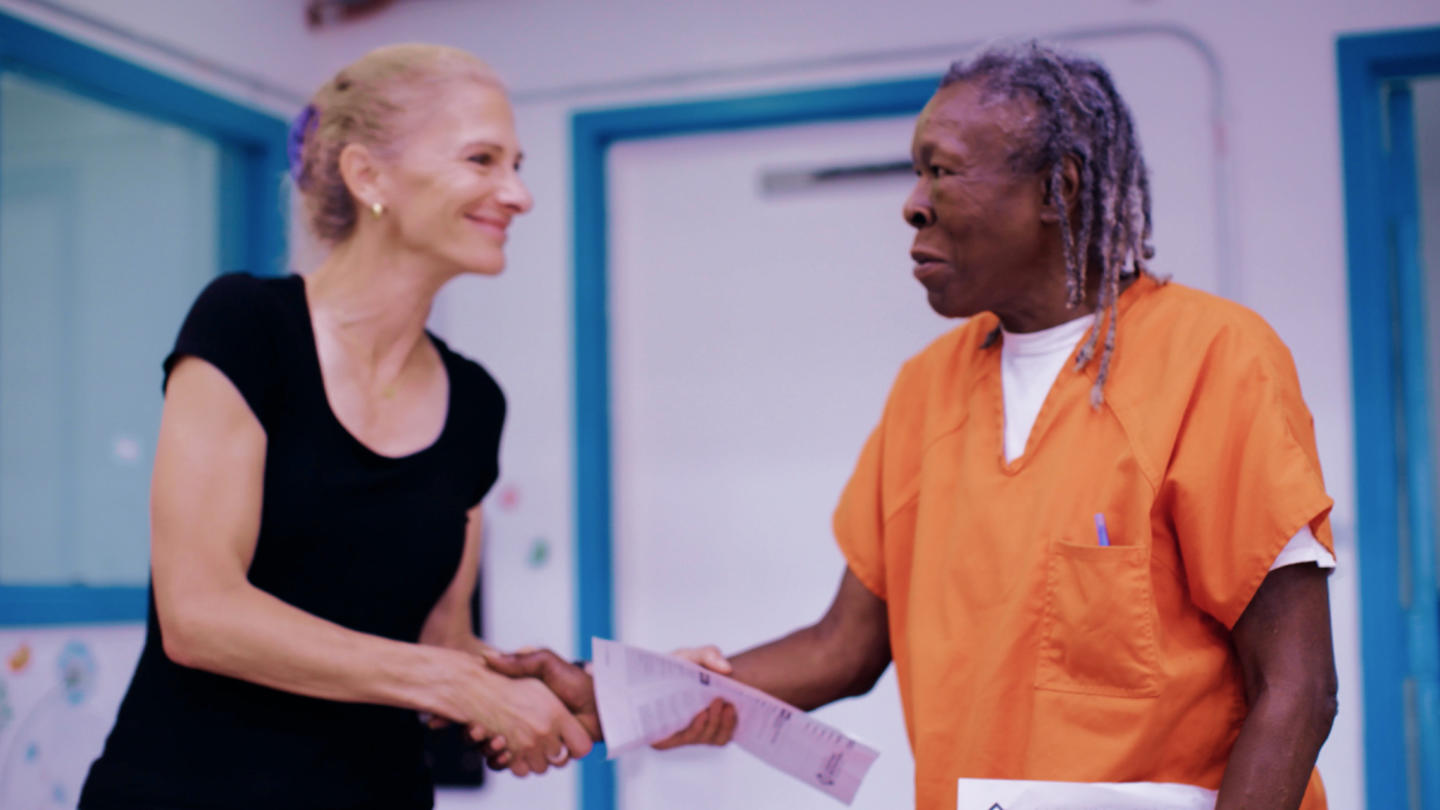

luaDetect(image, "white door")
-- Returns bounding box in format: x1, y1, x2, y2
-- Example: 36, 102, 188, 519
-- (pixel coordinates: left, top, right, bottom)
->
609, 113, 932, 810
606, 38, 1218, 810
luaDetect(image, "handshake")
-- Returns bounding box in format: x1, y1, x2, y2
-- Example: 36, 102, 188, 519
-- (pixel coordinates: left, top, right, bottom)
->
439, 645, 738, 777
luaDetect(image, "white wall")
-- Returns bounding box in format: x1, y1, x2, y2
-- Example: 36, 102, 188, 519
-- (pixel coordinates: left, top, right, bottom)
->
3, 1, 1439, 808
0, 626, 144, 808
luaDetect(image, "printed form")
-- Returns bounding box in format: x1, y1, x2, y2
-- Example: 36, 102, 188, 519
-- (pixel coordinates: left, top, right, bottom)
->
590, 638, 880, 805
955, 778, 1217, 809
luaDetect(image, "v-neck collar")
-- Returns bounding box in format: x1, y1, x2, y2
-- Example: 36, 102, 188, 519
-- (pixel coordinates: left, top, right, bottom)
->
978, 273, 1161, 474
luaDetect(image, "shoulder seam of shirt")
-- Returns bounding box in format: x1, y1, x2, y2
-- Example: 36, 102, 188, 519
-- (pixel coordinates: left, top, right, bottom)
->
1103, 395, 1161, 495
874, 320, 989, 526
1100, 278, 1254, 494
881, 474, 922, 528
878, 393, 970, 528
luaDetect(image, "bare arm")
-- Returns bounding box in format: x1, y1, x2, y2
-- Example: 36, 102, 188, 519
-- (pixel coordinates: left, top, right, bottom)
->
152, 358, 589, 773
485, 568, 887, 756
418, 504, 495, 659
644, 571, 888, 752
725, 567, 891, 711
1215, 563, 1338, 810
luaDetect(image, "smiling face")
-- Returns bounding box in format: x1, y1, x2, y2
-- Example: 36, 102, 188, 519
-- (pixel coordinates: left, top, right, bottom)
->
372, 79, 532, 276
904, 80, 1064, 328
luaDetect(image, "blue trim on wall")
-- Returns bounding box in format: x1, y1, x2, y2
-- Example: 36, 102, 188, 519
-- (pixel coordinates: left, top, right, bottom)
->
571, 107, 618, 810
1337, 25, 1440, 810
1387, 82, 1440, 810
570, 75, 938, 810
218, 147, 251, 273
0, 586, 148, 625
0, 10, 288, 627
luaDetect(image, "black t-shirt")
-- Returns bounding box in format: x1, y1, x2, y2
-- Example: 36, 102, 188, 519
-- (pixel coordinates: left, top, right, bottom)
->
80, 273, 505, 810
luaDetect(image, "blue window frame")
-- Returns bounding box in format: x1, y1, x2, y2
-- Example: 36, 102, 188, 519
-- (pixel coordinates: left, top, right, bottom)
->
1337, 25, 1440, 810
0, 10, 287, 627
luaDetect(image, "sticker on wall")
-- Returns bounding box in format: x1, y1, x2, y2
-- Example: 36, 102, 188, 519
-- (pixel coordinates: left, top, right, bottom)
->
527, 537, 550, 569
57, 641, 96, 705
7, 642, 31, 674
496, 483, 521, 513
0, 641, 108, 808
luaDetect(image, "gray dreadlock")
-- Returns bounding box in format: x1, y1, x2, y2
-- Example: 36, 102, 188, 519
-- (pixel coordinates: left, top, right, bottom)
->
942, 41, 1156, 406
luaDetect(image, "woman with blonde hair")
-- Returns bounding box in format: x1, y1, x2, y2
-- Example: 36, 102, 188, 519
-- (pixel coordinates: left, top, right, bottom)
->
80, 44, 589, 808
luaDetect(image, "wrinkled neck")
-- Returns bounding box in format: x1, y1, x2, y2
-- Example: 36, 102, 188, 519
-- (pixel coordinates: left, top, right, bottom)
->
304, 233, 447, 369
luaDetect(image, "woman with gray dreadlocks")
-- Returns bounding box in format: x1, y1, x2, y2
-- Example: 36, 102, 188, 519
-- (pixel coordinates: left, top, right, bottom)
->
491, 41, 1337, 810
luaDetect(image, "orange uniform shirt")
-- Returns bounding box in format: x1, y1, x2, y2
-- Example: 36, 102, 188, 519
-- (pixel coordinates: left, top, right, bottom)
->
834, 274, 1334, 809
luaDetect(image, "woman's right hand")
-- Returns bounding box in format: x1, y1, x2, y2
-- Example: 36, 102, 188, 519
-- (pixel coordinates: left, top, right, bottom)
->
454, 660, 593, 777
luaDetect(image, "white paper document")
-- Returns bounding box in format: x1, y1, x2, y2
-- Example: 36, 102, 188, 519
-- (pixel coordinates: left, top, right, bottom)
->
590, 637, 880, 805
955, 778, 1217, 810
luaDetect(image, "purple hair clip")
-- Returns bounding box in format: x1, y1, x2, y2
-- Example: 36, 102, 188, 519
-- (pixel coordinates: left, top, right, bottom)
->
287, 104, 318, 186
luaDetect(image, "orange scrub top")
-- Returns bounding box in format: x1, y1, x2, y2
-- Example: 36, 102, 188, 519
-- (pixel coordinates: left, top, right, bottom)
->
834, 273, 1334, 809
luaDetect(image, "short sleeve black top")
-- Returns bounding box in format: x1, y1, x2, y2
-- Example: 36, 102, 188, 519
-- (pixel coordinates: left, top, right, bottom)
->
80, 273, 505, 810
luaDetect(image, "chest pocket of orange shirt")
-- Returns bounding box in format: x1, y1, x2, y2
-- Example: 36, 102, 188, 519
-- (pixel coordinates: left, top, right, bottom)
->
1035, 539, 1162, 698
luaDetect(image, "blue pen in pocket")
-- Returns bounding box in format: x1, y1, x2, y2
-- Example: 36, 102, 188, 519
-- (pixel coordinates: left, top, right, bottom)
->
1094, 513, 1111, 547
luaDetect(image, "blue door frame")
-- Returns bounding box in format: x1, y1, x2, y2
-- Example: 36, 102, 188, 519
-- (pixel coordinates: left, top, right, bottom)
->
570, 75, 939, 810
1337, 25, 1440, 810
0, 10, 288, 626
